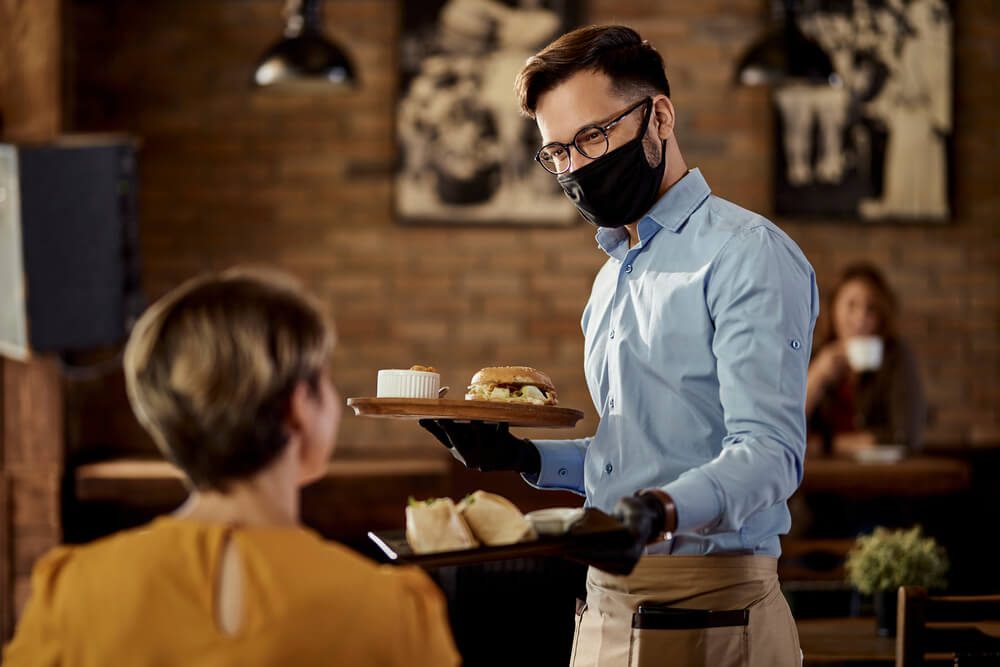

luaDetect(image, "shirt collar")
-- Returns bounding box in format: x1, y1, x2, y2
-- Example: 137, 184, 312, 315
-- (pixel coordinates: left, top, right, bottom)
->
594, 168, 712, 257
646, 168, 711, 233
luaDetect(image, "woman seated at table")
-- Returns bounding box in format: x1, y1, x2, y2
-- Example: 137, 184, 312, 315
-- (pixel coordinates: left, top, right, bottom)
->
4, 269, 459, 666
805, 262, 926, 457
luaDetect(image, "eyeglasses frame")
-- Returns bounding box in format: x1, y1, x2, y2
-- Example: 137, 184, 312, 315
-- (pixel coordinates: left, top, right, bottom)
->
534, 96, 653, 175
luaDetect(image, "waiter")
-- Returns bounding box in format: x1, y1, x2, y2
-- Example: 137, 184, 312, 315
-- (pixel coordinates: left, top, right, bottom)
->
422, 24, 817, 667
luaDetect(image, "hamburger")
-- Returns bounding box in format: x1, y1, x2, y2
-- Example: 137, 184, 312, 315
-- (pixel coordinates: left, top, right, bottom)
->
464, 366, 558, 406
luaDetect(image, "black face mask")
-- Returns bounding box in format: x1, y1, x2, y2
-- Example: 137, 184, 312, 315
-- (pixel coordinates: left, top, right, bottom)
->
557, 113, 667, 229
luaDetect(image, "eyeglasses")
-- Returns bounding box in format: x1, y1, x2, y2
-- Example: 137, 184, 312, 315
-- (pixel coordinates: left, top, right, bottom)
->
534, 97, 652, 175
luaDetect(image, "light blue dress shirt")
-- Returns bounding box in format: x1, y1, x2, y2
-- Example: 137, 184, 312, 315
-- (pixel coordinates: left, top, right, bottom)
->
527, 169, 819, 557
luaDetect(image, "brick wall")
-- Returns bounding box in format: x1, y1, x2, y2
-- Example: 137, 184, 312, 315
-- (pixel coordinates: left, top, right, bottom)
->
1, 0, 65, 632
65, 0, 998, 457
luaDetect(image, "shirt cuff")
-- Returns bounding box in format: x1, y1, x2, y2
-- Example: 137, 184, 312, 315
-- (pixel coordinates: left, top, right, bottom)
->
662, 469, 724, 533
520, 439, 585, 495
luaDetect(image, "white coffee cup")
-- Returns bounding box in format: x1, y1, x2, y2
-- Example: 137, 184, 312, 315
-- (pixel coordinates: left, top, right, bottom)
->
376, 369, 440, 399
845, 336, 884, 372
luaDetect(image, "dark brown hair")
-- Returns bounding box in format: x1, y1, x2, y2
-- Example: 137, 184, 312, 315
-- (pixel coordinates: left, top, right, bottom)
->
816, 262, 898, 347
515, 25, 670, 118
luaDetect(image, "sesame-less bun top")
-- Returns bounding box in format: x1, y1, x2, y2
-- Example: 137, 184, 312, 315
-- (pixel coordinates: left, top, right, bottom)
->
465, 366, 558, 405
469, 366, 555, 392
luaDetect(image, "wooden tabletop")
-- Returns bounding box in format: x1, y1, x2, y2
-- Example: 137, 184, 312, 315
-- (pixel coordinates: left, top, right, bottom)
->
800, 456, 971, 497
75, 458, 450, 503
797, 617, 895, 664
798, 616, 1000, 665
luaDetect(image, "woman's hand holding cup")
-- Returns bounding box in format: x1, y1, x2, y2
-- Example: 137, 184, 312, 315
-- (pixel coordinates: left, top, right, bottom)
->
811, 341, 850, 388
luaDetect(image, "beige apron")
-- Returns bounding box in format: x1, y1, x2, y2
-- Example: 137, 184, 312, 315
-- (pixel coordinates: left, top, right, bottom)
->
569, 555, 801, 667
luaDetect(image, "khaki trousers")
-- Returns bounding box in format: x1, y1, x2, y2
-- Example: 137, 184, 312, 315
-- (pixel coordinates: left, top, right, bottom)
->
569, 555, 801, 667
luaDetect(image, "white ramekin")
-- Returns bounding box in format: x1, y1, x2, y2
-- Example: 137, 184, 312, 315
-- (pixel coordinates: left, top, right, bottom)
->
376, 369, 440, 399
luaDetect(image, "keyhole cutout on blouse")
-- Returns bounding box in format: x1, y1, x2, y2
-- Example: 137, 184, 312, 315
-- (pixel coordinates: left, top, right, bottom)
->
215, 532, 245, 636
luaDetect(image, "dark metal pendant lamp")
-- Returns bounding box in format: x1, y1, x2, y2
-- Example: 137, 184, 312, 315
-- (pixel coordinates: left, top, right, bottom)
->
253, 0, 357, 89
736, 0, 836, 86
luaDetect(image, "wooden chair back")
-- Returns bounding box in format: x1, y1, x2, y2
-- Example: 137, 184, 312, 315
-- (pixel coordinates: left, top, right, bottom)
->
896, 586, 1000, 666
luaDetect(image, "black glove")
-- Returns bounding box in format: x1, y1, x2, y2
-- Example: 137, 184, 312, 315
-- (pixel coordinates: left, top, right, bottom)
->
418, 419, 541, 474
613, 491, 669, 548
569, 491, 670, 576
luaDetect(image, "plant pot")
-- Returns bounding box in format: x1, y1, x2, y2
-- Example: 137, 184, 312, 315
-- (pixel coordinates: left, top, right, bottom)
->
874, 589, 897, 637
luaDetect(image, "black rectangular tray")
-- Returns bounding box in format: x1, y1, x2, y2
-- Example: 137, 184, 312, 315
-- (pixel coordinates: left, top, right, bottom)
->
367, 508, 634, 570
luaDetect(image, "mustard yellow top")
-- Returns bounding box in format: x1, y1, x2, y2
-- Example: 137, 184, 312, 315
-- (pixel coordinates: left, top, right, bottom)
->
3, 517, 460, 666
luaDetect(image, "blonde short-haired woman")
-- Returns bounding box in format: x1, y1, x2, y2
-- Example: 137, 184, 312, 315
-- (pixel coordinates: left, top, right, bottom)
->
4, 268, 459, 666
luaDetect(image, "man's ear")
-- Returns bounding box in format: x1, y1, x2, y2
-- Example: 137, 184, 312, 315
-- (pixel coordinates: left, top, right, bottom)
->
652, 96, 676, 142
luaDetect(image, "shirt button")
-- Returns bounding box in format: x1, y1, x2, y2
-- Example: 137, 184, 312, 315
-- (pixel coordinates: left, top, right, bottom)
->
605, 463, 613, 474
609, 330, 615, 340
609, 398, 615, 409
558, 467, 568, 477
624, 264, 633, 274
790, 339, 802, 350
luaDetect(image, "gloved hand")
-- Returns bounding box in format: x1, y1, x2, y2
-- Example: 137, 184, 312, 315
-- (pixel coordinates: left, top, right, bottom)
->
569, 491, 674, 576
613, 491, 670, 549
418, 419, 541, 474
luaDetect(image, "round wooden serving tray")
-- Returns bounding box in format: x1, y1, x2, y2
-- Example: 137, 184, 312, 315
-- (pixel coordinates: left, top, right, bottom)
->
346, 397, 584, 429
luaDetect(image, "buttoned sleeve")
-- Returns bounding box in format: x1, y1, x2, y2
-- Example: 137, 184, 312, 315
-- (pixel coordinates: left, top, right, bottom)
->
662, 223, 819, 534
521, 437, 590, 495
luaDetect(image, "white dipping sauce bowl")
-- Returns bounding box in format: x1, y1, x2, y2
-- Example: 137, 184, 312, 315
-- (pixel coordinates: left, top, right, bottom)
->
376, 369, 440, 399
525, 507, 586, 536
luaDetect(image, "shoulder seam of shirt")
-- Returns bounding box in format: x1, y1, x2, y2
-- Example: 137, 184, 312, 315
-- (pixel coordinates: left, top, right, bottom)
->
702, 215, 789, 320
705, 211, 771, 268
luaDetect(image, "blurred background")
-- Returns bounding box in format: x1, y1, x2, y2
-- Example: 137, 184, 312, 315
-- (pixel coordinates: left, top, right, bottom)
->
1, 0, 996, 663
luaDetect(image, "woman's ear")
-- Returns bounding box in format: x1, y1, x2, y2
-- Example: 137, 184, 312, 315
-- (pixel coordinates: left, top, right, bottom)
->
287, 376, 339, 485
285, 382, 309, 436
652, 96, 676, 142
285, 381, 316, 442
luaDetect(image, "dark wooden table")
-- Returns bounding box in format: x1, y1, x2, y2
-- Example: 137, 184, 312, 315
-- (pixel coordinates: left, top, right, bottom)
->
798, 617, 895, 665
798, 616, 1000, 666
71, 457, 453, 544
782, 455, 972, 582
800, 456, 971, 497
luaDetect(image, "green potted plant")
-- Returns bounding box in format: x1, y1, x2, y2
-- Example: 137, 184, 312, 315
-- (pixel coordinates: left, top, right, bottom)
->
845, 526, 949, 636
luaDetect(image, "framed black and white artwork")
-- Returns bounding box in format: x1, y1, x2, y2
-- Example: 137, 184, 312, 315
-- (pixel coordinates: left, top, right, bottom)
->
395, 0, 580, 226
775, 0, 953, 222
